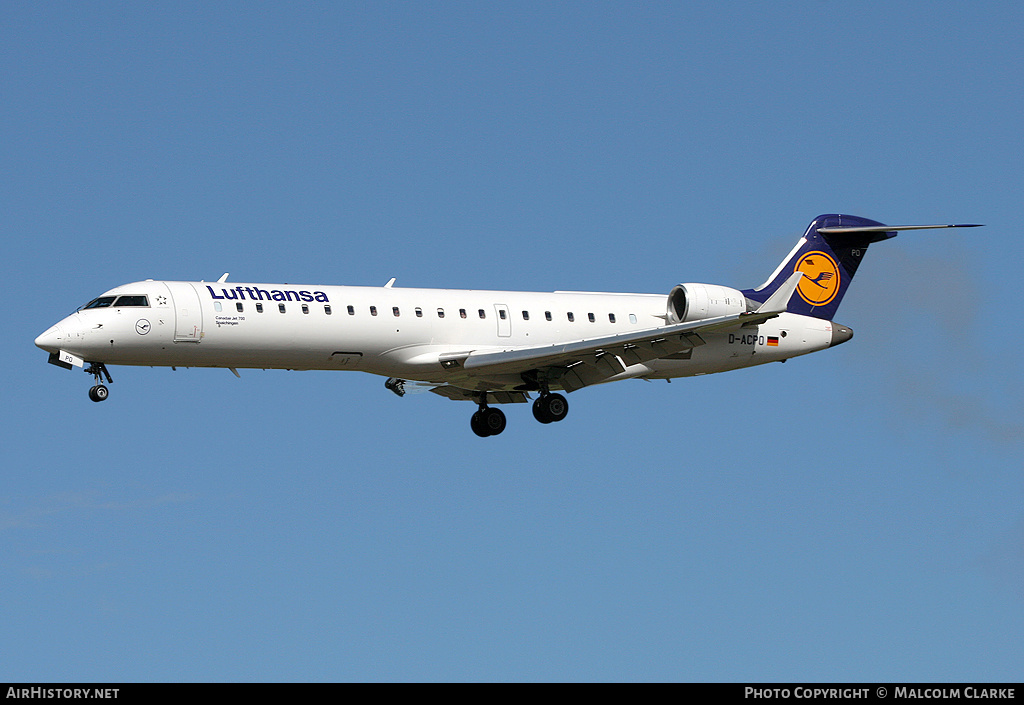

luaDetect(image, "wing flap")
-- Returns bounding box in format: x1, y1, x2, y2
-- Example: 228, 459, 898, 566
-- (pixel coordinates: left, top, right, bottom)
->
428, 386, 530, 404
559, 351, 630, 392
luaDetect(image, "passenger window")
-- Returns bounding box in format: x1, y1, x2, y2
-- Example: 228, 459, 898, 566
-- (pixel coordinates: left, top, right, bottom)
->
545, 311, 552, 321
347, 305, 355, 315
460, 309, 467, 319
478, 309, 486, 319
588, 313, 595, 322
499, 309, 507, 320
567, 312, 575, 322
214, 302, 223, 312
437, 308, 445, 318
522, 311, 529, 321
370, 306, 378, 316
609, 313, 616, 323
393, 307, 400, 317
302, 304, 309, 314
237, 302, 244, 313
256, 303, 264, 313
629, 314, 637, 324
415, 307, 423, 318
325, 305, 332, 315
279, 304, 286, 313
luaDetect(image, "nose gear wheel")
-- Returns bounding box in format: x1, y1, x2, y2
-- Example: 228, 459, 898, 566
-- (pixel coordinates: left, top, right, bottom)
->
84, 362, 112, 402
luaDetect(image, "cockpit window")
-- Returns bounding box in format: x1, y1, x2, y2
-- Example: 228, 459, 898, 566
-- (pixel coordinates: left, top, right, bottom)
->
113, 295, 149, 307
83, 296, 117, 309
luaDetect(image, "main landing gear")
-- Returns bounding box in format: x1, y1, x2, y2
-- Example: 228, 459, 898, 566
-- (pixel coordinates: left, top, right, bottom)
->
85, 362, 112, 403
532, 392, 568, 424
471, 397, 507, 438
470, 391, 569, 437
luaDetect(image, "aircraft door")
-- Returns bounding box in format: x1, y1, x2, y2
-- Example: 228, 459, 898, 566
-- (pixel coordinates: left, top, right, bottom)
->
494, 304, 511, 337
162, 282, 204, 342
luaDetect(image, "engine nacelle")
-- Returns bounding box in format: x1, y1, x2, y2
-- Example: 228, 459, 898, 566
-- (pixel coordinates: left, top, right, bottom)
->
666, 283, 746, 323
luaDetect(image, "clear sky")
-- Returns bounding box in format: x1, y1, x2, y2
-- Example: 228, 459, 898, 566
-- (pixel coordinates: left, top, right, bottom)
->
3, 1, 1022, 682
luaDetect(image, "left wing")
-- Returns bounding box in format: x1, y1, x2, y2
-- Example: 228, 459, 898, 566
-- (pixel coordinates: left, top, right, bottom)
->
437, 272, 803, 392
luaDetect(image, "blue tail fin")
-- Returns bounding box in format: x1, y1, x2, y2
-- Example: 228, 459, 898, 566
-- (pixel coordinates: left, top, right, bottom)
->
742, 214, 980, 320
743, 214, 887, 319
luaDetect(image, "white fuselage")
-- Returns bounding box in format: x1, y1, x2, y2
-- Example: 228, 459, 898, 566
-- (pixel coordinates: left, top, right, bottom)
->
36, 279, 839, 392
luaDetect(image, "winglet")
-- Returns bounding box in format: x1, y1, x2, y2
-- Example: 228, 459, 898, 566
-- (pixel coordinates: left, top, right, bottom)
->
756, 271, 803, 314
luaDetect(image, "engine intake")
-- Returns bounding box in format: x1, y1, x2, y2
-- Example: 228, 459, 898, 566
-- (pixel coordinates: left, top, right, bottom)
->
666, 283, 746, 324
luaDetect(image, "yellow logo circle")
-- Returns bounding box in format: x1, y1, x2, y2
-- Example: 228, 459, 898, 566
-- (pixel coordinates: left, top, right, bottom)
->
794, 251, 841, 306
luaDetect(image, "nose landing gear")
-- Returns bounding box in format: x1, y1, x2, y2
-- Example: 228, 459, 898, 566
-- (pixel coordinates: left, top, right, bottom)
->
84, 362, 112, 403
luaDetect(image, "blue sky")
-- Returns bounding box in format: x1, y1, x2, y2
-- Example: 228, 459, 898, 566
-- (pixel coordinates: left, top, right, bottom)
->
3, 2, 1022, 681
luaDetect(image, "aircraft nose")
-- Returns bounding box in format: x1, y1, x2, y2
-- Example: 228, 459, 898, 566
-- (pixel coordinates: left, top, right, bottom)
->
35, 323, 65, 353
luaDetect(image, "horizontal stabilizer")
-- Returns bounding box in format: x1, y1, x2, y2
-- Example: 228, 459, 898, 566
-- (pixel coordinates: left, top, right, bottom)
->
817, 223, 982, 234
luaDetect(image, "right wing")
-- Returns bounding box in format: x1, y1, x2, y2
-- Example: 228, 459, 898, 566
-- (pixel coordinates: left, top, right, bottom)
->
436, 272, 803, 392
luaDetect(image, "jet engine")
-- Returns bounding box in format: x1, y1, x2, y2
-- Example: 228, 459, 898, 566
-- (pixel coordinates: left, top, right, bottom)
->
666, 283, 746, 323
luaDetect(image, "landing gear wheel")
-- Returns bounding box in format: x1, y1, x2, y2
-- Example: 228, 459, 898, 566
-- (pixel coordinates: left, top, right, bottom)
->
470, 410, 489, 437
482, 407, 506, 436
85, 363, 113, 402
471, 407, 507, 437
533, 393, 568, 424
533, 397, 553, 424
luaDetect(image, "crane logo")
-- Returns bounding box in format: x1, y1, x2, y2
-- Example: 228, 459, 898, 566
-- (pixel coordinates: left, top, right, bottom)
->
794, 251, 841, 306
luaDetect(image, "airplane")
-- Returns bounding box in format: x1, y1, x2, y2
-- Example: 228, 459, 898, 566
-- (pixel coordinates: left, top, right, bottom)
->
35, 214, 979, 437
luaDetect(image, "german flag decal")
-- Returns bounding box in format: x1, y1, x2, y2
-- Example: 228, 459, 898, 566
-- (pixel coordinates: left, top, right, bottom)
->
767, 336, 779, 346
